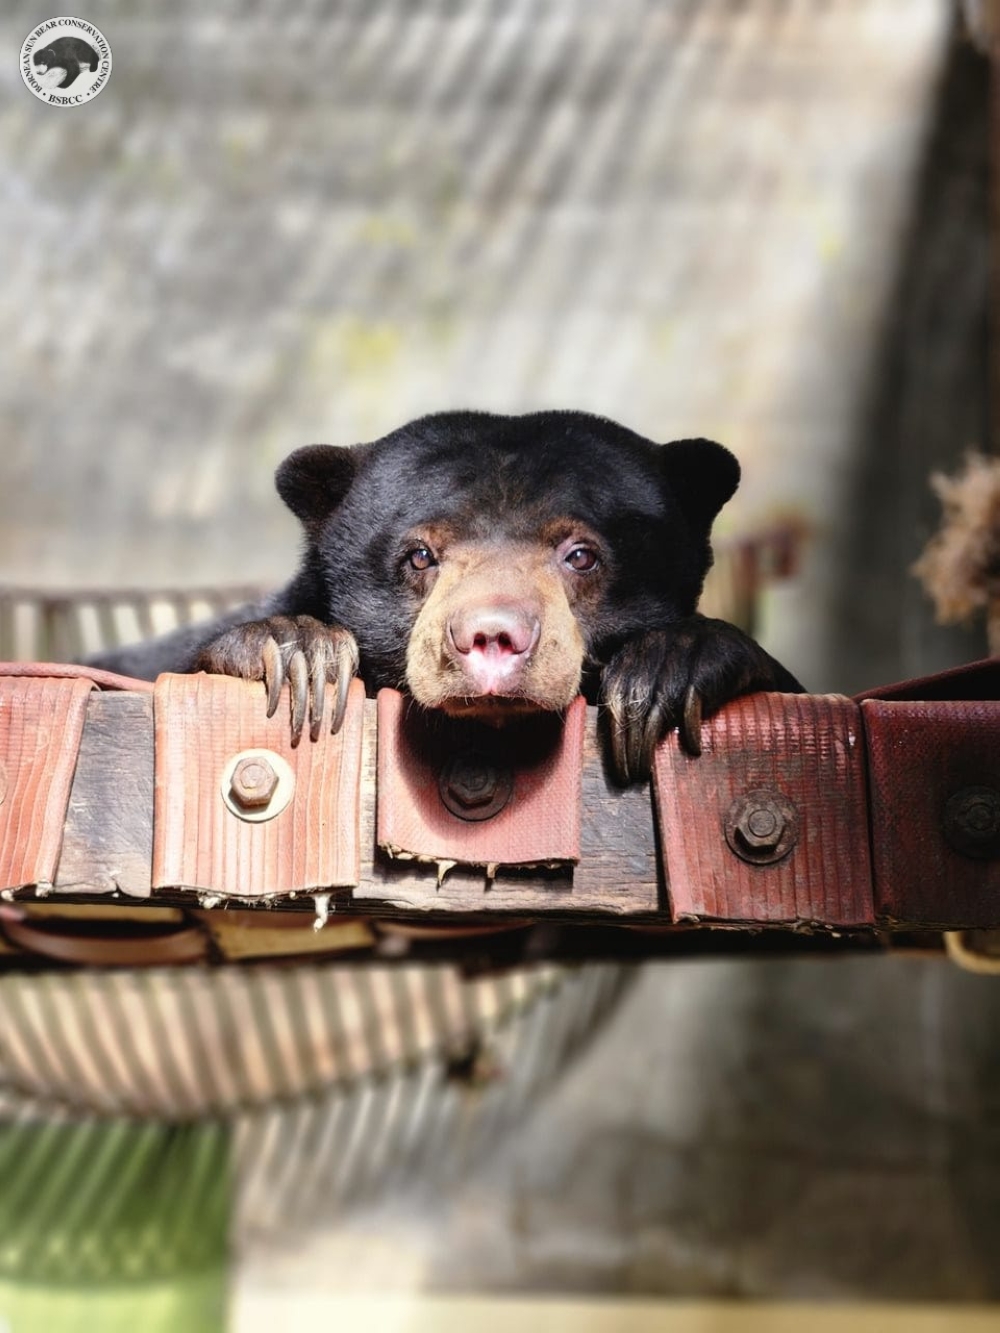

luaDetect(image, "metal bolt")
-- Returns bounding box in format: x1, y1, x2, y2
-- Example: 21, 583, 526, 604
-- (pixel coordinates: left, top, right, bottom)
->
221, 749, 294, 823
439, 752, 513, 822
230, 756, 279, 811
724, 789, 799, 865
447, 757, 497, 807
738, 800, 783, 852
944, 785, 1000, 860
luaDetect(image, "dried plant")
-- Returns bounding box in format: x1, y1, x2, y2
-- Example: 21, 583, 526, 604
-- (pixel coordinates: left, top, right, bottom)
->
912, 451, 1000, 653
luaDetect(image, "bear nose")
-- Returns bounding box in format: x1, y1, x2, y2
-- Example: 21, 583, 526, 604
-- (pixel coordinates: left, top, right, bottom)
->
448, 603, 541, 692
449, 604, 540, 657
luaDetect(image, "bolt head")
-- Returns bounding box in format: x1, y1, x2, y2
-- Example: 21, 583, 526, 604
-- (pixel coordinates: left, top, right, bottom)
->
724, 789, 799, 864
230, 756, 278, 810
446, 757, 499, 809
956, 795, 999, 835
438, 751, 514, 822
735, 799, 785, 853
944, 785, 1000, 859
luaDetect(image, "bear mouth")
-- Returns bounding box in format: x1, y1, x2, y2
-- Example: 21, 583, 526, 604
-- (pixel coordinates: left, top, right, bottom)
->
436, 695, 556, 724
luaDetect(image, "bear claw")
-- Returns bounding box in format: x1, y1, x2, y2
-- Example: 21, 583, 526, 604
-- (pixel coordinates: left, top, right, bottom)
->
600, 616, 803, 784
681, 684, 703, 758
195, 616, 359, 744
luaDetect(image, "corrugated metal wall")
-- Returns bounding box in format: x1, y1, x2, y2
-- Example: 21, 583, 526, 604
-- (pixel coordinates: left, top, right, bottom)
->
0, 0, 957, 689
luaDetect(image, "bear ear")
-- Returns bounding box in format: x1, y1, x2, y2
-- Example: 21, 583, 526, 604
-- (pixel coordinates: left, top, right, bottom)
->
275, 445, 362, 537
659, 438, 741, 532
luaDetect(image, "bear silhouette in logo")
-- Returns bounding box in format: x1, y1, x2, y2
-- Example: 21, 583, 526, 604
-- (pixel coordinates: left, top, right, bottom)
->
33, 36, 99, 90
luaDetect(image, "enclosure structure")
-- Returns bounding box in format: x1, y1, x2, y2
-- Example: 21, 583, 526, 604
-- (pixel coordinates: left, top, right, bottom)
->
0, 647, 997, 968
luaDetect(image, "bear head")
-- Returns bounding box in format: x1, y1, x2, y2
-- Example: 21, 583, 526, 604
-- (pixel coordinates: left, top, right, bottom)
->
276, 411, 739, 719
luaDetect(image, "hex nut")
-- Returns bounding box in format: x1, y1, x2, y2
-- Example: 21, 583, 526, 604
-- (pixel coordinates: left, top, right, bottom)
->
724, 789, 799, 865
439, 752, 514, 822
738, 802, 782, 851
230, 756, 279, 810
220, 749, 295, 824
447, 757, 498, 807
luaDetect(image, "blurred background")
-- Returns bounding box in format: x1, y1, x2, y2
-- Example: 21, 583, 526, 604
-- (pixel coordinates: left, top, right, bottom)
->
1, 0, 998, 1328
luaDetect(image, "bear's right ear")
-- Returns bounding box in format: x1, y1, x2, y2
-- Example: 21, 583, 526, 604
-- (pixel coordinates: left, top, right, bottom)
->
275, 445, 362, 538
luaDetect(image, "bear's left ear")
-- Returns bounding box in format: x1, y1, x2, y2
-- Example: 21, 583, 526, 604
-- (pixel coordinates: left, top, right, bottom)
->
275, 444, 364, 539
659, 438, 741, 533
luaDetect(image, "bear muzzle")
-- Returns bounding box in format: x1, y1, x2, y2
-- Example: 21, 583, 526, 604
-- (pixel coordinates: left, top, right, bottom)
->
404, 543, 585, 717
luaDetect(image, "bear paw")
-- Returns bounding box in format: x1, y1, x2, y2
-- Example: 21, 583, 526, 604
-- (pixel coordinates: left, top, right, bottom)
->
193, 616, 359, 744
600, 616, 803, 784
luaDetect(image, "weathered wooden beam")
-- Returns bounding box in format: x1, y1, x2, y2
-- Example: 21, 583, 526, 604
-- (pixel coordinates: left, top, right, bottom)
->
58, 692, 154, 898
0, 665, 998, 971
47, 690, 663, 917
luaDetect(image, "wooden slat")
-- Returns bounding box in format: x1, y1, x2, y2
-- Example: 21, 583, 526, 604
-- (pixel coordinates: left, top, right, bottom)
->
56, 692, 154, 898
43, 689, 661, 918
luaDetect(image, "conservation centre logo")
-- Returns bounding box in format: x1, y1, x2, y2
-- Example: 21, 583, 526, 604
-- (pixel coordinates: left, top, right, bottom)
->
20, 17, 112, 106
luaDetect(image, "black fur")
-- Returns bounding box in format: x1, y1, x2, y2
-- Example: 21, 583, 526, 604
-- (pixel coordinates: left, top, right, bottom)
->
87, 411, 803, 782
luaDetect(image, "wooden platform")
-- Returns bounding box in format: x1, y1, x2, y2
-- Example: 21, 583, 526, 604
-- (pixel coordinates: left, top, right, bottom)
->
0, 659, 997, 968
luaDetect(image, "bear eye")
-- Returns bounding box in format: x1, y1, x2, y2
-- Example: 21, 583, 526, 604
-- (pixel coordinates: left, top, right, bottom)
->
406, 545, 437, 572
564, 544, 599, 573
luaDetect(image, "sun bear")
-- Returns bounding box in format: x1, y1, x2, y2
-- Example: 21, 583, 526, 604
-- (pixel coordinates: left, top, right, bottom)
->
33, 36, 100, 89
88, 411, 802, 782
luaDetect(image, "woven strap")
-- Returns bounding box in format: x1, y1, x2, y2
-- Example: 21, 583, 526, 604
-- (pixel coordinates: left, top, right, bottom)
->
862, 698, 1000, 927
376, 690, 585, 867
0, 661, 154, 692
856, 656, 1000, 928
152, 673, 365, 898
0, 906, 207, 966
653, 692, 874, 926
855, 655, 1000, 703
0, 673, 96, 891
